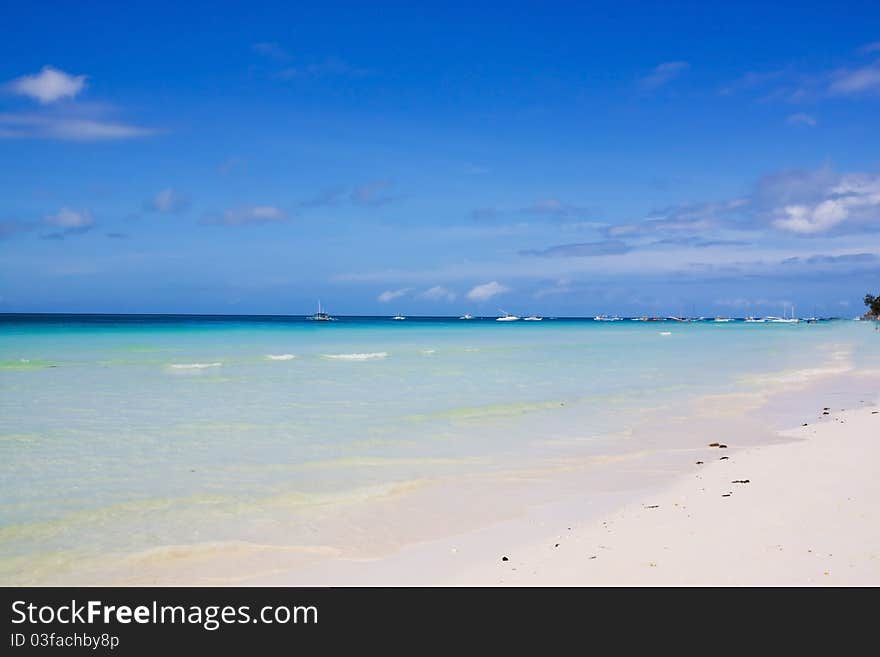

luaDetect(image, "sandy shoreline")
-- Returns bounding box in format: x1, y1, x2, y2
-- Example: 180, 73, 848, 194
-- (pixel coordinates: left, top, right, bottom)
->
256, 379, 880, 586
35, 361, 880, 586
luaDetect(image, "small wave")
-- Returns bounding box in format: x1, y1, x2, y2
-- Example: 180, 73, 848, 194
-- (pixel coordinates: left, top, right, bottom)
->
660, 331, 671, 336
265, 354, 296, 361
169, 362, 223, 369
420, 349, 436, 355
323, 352, 388, 361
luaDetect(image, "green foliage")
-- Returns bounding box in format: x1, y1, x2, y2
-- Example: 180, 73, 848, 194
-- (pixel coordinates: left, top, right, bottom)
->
865, 294, 880, 317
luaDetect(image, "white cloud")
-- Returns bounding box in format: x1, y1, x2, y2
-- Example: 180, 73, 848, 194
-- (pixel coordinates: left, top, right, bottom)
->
148, 188, 189, 213
419, 285, 456, 302
640, 61, 689, 90
466, 281, 510, 301
8, 66, 87, 104
42, 207, 95, 238
377, 288, 410, 303
45, 207, 93, 229
786, 112, 816, 127
828, 63, 880, 95
771, 173, 880, 234
0, 113, 153, 141
208, 206, 288, 226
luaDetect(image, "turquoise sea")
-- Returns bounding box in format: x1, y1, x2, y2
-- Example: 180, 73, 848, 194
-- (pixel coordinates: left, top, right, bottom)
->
1, 314, 878, 583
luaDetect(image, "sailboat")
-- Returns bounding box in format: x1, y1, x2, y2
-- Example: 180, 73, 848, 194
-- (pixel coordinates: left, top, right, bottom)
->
770, 304, 799, 323
496, 310, 520, 322
309, 300, 336, 321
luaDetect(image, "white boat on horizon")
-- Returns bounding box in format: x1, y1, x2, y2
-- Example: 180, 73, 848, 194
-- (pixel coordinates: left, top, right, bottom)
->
745, 316, 766, 323
309, 300, 336, 321
714, 317, 733, 322
523, 315, 543, 321
496, 310, 520, 322
770, 304, 799, 323
392, 313, 406, 320
458, 314, 475, 320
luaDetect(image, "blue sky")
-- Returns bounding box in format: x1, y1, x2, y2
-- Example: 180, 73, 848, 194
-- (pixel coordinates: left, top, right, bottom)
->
1, 0, 879, 316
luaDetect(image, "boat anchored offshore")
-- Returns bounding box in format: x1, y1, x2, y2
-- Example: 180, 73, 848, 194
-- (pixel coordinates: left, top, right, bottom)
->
392, 313, 406, 320
770, 304, 799, 323
310, 301, 337, 321
458, 314, 475, 320
523, 315, 543, 321
496, 310, 520, 322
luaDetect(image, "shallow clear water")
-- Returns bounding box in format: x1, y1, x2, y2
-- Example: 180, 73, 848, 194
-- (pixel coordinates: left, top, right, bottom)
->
1, 314, 877, 582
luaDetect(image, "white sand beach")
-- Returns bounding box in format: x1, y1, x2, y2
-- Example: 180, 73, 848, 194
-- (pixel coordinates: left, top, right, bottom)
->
259, 380, 880, 587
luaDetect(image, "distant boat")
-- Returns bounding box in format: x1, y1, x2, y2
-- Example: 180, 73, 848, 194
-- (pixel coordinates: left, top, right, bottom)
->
310, 300, 336, 321
745, 316, 766, 323
667, 316, 688, 322
392, 313, 406, 321
713, 317, 733, 322
458, 314, 475, 320
594, 314, 623, 322
770, 304, 799, 323
631, 317, 649, 322
523, 315, 543, 321
496, 310, 520, 322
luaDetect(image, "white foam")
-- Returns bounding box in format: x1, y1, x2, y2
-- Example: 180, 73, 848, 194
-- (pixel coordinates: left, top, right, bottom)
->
660, 331, 672, 336
323, 352, 388, 361
266, 354, 296, 361
169, 362, 223, 369
420, 349, 436, 355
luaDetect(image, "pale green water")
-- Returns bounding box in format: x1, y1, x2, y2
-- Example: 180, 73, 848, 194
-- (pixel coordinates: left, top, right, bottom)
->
1, 314, 877, 582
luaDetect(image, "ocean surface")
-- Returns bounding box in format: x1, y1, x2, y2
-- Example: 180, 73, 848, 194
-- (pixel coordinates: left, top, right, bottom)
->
2, 314, 878, 583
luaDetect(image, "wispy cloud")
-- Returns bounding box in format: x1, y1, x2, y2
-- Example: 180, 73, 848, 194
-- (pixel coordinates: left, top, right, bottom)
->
639, 61, 689, 90
861, 42, 880, 54
828, 62, 880, 95
204, 206, 289, 226
276, 57, 371, 79
525, 198, 593, 220
472, 197, 594, 223
252, 42, 291, 61
146, 188, 189, 213
7, 66, 86, 104
419, 285, 456, 302
0, 113, 154, 141
786, 112, 817, 127
351, 180, 398, 207
1, 67, 155, 141
377, 288, 410, 303
466, 281, 509, 301
718, 69, 789, 96
42, 207, 94, 239
521, 240, 631, 258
